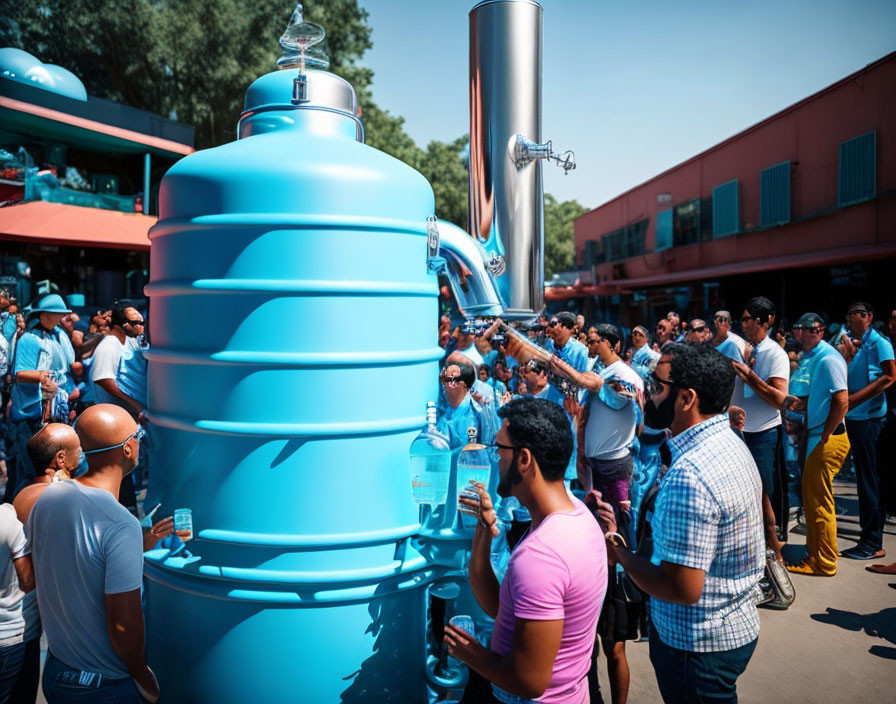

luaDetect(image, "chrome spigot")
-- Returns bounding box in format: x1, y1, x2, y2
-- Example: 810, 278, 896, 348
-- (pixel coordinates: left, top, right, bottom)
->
513, 135, 576, 175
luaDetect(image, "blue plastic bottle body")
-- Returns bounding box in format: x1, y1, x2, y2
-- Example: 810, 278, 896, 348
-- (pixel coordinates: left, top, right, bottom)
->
144, 73, 443, 702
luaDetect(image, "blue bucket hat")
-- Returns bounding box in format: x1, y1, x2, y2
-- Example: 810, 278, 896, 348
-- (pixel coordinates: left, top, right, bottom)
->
30, 293, 72, 314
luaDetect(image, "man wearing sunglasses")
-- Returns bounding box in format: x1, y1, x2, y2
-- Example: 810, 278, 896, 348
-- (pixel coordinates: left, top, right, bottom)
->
541, 312, 590, 403
710, 311, 749, 362
729, 297, 791, 562
437, 362, 499, 449
783, 313, 850, 576
444, 397, 606, 704
684, 318, 711, 345
26, 404, 158, 703
90, 304, 145, 419
840, 302, 895, 561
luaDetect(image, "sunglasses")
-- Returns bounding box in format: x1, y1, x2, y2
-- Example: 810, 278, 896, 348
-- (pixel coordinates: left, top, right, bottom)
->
440, 375, 463, 385
125, 319, 145, 326
714, 316, 730, 322
646, 372, 675, 396
83, 426, 146, 455
848, 311, 869, 317
548, 320, 561, 328
691, 326, 706, 333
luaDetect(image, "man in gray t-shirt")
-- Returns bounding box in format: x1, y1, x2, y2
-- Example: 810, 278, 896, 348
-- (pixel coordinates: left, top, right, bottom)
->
26, 404, 158, 703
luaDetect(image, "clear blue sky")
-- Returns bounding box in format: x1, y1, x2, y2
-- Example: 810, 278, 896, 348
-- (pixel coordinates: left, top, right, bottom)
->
357, 0, 896, 210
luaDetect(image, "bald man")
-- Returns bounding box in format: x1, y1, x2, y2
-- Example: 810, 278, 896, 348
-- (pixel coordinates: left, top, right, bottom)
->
26, 405, 159, 703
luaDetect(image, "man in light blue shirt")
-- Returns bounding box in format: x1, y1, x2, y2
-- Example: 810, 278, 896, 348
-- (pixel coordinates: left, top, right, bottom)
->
786, 313, 850, 576
541, 312, 589, 405
840, 302, 895, 560
7, 295, 73, 502
628, 326, 659, 380
437, 361, 499, 450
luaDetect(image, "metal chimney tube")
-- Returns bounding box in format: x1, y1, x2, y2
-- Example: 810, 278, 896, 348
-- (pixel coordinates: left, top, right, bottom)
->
469, 0, 544, 321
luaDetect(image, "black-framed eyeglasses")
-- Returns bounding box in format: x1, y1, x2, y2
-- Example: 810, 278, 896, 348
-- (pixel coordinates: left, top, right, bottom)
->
646, 372, 674, 396
740, 315, 754, 323
547, 320, 560, 328
487, 441, 522, 452
848, 310, 869, 318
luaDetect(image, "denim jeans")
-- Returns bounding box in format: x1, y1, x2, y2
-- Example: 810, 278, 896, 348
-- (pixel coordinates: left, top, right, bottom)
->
9, 637, 40, 704
649, 625, 757, 704
42, 652, 142, 704
0, 641, 25, 702
846, 417, 885, 550
743, 425, 787, 531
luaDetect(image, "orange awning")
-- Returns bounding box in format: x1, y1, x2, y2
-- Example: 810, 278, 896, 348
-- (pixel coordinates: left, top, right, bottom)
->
0, 201, 153, 250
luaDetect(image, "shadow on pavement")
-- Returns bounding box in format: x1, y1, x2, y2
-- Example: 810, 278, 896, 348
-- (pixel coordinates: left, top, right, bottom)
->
810, 607, 896, 660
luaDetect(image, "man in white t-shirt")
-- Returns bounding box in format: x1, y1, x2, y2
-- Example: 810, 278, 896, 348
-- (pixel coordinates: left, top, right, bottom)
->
26, 404, 158, 703
730, 297, 791, 559
0, 502, 34, 701
90, 304, 145, 418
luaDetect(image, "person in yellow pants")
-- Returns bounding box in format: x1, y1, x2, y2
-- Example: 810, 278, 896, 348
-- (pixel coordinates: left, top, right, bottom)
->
786, 313, 850, 577
799, 432, 851, 575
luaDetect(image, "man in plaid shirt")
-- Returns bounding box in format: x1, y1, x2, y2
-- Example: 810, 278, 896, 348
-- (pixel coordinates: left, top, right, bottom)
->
596, 344, 764, 703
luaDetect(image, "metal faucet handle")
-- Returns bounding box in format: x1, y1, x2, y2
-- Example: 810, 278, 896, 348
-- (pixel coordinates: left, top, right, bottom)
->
513, 135, 576, 175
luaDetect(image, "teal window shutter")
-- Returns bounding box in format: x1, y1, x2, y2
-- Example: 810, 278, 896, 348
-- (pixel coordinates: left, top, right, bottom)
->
760, 161, 791, 227
712, 180, 740, 237
655, 209, 672, 251
838, 131, 876, 207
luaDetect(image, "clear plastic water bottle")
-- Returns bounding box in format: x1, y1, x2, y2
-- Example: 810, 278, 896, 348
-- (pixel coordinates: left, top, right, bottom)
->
409, 402, 451, 507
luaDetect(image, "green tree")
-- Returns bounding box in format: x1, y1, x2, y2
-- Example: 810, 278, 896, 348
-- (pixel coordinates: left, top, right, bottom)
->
543, 193, 587, 278
417, 135, 469, 229
3, 0, 423, 155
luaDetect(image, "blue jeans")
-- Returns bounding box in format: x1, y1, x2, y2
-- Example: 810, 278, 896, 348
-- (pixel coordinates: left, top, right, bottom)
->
0, 641, 25, 702
846, 417, 885, 550
42, 652, 141, 704
742, 427, 777, 495
649, 625, 757, 704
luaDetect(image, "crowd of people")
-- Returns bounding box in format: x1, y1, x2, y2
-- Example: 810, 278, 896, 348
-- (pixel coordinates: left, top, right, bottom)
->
0, 286, 892, 703
0, 291, 163, 703
438, 298, 895, 703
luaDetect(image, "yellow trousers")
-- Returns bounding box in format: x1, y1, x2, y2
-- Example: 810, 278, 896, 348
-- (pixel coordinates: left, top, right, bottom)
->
802, 433, 851, 575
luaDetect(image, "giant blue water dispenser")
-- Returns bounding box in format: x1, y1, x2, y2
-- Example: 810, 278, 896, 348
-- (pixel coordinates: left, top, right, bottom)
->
143, 2, 572, 701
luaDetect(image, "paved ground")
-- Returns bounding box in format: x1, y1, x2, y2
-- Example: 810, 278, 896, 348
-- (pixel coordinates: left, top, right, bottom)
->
598, 479, 896, 704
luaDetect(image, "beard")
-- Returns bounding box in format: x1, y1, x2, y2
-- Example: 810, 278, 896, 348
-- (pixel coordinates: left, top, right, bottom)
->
496, 455, 523, 498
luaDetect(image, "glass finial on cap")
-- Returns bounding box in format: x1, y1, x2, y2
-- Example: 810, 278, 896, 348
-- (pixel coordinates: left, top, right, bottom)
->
278, 3, 329, 71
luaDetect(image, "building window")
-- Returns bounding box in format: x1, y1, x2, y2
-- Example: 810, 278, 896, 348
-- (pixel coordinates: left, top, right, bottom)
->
655, 209, 673, 251
584, 239, 604, 265
603, 228, 625, 262
760, 161, 791, 227
673, 198, 700, 246
712, 180, 740, 237
624, 219, 647, 258
838, 131, 876, 207
699, 197, 713, 240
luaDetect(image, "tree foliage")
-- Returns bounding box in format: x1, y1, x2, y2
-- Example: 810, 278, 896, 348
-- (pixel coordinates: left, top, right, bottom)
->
2, 1, 584, 264
544, 193, 587, 279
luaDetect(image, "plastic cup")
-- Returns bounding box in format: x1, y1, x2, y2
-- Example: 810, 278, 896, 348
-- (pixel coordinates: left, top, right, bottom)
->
174, 508, 193, 542
448, 615, 475, 637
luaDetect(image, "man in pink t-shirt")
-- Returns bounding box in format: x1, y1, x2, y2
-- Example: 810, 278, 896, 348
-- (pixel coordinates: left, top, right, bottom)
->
445, 397, 607, 703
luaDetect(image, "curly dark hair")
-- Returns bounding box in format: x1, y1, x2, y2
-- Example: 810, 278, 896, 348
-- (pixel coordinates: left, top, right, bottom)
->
497, 397, 572, 482
668, 344, 735, 416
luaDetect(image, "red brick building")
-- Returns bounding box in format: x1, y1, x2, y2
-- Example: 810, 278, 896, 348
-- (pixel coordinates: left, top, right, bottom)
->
568, 51, 895, 330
